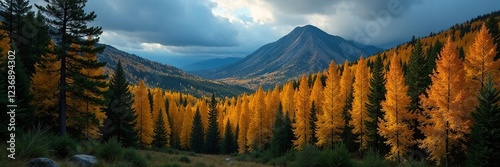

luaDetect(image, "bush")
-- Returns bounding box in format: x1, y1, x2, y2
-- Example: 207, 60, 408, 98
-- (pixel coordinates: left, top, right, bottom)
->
358, 149, 389, 167
98, 137, 124, 162
179, 156, 191, 163
123, 148, 147, 167
17, 126, 52, 159
398, 158, 428, 167
293, 144, 321, 167
77, 140, 101, 155
268, 150, 295, 166
49, 134, 77, 158
319, 143, 354, 167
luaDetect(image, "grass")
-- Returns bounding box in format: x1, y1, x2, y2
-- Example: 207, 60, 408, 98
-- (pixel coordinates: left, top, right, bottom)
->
3, 147, 271, 167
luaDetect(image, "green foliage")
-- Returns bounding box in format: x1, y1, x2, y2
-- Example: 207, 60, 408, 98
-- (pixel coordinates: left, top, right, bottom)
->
152, 109, 168, 149
293, 144, 321, 167
103, 61, 138, 147
405, 40, 431, 151
190, 108, 205, 153
319, 143, 353, 167
358, 148, 389, 167
179, 156, 191, 163
36, 0, 105, 136
123, 148, 147, 167
98, 137, 124, 162
49, 134, 78, 158
77, 140, 101, 155
270, 104, 294, 157
310, 102, 318, 145
342, 87, 357, 152
204, 94, 220, 154
17, 126, 52, 159
365, 55, 388, 154
221, 120, 237, 154
466, 75, 500, 166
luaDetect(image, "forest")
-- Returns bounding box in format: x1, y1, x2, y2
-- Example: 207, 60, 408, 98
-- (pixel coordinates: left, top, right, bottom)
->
1, 0, 500, 167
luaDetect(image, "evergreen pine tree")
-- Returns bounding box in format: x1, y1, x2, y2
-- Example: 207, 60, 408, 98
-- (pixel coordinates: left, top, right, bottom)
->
342, 87, 357, 152
365, 55, 388, 154
190, 108, 205, 153
36, 0, 104, 135
148, 89, 154, 114
0, 0, 51, 75
485, 15, 500, 60
310, 102, 318, 145
405, 40, 431, 152
152, 109, 168, 149
270, 103, 293, 157
205, 94, 220, 154
466, 75, 500, 166
0, 48, 34, 129
102, 61, 138, 147
221, 120, 236, 154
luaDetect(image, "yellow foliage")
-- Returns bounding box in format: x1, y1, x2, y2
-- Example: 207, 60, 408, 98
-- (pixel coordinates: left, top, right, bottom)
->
420, 37, 474, 163
316, 61, 343, 147
293, 75, 312, 149
133, 80, 154, 147
379, 54, 413, 160
349, 56, 370, 149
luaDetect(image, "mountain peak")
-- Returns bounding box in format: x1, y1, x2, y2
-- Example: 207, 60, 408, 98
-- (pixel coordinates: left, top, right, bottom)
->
196, 25, 380, 89
290, 25, 330, 37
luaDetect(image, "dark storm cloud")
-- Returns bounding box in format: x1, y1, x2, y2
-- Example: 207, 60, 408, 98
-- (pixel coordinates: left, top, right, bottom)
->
86, 0, 238, 47
266, 0, 419, 19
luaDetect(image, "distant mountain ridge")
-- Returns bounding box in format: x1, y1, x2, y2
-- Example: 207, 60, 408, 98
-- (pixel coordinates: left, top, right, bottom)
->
181, 57, 242, 72
97, 44, 250, 97
195, 25, 380, 89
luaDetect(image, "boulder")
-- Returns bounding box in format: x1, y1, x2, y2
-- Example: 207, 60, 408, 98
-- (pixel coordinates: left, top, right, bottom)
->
27, 158, 59, 167
69, 154, 98, 167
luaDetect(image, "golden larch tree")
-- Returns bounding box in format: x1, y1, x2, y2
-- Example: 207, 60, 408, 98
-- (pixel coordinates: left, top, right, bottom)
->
0, 23, 10, 61
247, 86, 267, 150
378, 54, 413, 161
339, 60, 354, 109
133, 80, 154, 147
316, 61, 343, 147
281, 82, 296, 117
180, 104, 194, 149
238, 94, 251, 153
310, 72, 324, 115
293, 75, 312, 149
350, 56, 371, 150
31, 40, 60, 127
465, 22, 499, 91
420, 37, 474, 164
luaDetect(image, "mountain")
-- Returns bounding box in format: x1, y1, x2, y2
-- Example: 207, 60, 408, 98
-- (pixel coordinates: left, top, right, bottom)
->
97, 44, 251, 97
181, 57, 242, 71
195, 25, 380, 89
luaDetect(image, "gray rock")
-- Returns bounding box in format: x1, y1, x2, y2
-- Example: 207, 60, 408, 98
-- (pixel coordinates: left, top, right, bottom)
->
69, 154, 98, 167
27, 158, 59, 167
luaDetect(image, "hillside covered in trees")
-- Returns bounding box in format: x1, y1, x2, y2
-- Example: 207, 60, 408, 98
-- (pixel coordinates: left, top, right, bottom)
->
1, 0, 500, 166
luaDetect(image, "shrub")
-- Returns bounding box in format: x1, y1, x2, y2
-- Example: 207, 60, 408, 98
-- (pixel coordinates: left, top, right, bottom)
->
123, 148, 147, 167
49, 134, 77, 158
77, 140, 101, 155
179, 156, 191, 163
319, 143, 354, 167
358, 149, 389, 167
17, 126, 52, 159
98, 137, 124, 162
293, 144, 321, 167
268, 150, 295, 166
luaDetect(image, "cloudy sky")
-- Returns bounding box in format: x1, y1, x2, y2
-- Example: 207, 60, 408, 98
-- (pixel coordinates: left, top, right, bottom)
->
32, 0, 500, 67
